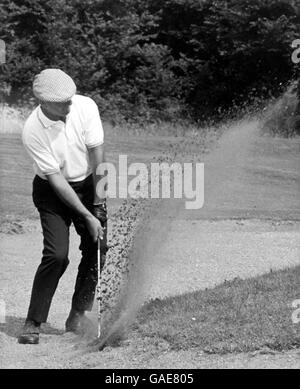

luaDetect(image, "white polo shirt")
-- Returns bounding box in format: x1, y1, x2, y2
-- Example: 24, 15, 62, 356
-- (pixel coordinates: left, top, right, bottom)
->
22, 94, 104, 182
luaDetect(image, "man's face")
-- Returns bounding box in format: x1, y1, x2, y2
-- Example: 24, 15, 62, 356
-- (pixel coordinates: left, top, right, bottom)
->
42, 100, 72, 119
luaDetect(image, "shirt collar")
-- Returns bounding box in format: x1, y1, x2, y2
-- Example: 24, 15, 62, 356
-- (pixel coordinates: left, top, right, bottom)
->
37, 106, 64, 128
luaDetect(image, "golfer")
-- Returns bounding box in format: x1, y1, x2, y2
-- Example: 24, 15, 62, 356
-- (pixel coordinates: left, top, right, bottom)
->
18, 69, 107, 344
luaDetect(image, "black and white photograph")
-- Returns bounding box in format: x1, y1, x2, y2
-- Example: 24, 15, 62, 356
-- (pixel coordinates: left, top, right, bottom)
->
0, 0, 300, 372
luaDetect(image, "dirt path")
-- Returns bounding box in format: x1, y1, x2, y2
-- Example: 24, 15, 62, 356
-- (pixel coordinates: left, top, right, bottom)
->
1, 118, 300, 368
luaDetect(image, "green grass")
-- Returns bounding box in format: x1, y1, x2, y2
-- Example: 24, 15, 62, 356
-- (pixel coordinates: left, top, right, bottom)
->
134, 266, 300, 354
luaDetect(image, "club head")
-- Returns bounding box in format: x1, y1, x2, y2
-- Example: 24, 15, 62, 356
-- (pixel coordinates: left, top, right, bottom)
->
86, 337, 106, 351
98, 341, 106, 351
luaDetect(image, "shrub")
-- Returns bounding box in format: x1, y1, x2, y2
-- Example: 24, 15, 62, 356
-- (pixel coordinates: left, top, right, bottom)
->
1, 0, 299, 124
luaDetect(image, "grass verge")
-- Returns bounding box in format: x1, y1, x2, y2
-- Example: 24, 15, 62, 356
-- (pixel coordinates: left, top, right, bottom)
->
134, 266, 300, 354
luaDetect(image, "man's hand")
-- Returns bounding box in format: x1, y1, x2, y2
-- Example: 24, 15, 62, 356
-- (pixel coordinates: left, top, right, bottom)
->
93, 202, 107, 226
84, 214, 103, 242
47, 173, 103, 243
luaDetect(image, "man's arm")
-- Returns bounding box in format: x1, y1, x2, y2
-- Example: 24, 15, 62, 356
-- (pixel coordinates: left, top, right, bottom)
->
88, 143, 106, 204
46, 172, 103, 241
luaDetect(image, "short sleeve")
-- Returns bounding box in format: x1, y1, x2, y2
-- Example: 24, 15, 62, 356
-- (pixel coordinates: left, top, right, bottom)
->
22, 133, 60, 176
83, 98, 104, 148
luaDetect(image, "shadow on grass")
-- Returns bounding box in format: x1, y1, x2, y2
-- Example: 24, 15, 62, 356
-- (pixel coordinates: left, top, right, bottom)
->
0, 316, 64, 339
134, 266, 300, 354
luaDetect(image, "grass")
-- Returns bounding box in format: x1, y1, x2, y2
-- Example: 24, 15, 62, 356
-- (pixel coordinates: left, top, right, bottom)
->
134, 266, 300, 354
0, 104, 29, 134
0, 103, 212, 137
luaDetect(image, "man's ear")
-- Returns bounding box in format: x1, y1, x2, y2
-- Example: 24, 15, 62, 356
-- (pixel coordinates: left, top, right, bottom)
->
41, 101, 53, 112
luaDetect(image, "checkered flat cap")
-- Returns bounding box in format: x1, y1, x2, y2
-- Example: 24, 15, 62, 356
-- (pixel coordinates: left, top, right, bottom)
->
33, 69, 76, 102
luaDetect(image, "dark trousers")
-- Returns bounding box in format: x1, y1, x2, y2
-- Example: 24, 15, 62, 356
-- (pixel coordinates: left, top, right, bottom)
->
27, 175, 107, 324
295, 101, 300, 135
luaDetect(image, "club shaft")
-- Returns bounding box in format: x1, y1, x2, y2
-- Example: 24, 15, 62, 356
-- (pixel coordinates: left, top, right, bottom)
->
97, 237, 101, 338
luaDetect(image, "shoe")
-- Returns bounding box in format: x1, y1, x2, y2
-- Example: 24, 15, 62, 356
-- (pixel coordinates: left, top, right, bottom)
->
65, 309, 93, 334
65, 309, 84, 333
18, 319, 40, 345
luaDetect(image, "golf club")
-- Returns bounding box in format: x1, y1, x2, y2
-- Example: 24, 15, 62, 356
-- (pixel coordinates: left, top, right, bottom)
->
97, 236, 101, 339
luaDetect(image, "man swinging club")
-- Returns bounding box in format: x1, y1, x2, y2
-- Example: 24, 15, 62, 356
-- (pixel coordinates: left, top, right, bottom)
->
18, 69, 108, 345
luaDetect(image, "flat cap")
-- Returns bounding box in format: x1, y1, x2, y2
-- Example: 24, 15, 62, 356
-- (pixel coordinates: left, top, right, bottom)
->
33, 69, 76, 102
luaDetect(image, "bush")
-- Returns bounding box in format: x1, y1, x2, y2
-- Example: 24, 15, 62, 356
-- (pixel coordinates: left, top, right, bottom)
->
1, 0, 300, 124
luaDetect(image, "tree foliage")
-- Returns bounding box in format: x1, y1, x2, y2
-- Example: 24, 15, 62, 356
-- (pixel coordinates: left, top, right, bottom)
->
0, 0, 299, 123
